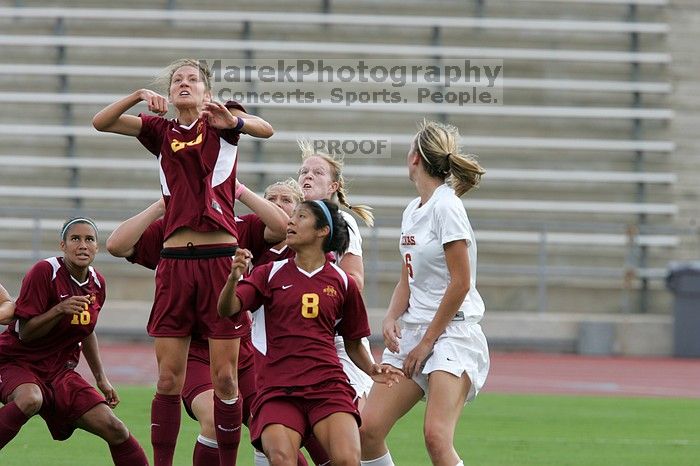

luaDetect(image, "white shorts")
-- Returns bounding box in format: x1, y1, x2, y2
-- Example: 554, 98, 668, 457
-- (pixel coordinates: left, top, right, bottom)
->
335, 336, 375, 399
382, 321, 489, 403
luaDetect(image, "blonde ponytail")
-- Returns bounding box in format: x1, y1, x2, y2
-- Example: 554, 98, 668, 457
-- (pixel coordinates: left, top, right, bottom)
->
414, 119, 485, 197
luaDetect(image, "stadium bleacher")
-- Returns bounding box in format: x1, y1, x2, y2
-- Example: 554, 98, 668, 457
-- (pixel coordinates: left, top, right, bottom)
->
0, 0, 679, 352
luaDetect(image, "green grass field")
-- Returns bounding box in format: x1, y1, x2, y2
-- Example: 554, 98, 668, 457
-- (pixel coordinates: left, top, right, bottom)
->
2, 386, 699, 465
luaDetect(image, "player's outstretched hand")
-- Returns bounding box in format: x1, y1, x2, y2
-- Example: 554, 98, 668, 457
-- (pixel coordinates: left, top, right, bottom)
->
137, 89, 168, 116
369, 363, 403, 387
53, 295, 91, 317
402, 340, 432, 379
97, 378, 120, 409
201, 101, 239, 129
229, 248, 253, 282
382, 316, 402, 354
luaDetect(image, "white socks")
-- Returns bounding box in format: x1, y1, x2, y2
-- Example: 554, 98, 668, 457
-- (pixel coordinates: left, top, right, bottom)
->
361, 451, 395, 466
254, 449, 270, 466
360, 451, 461, 465
197, 435, 218, 448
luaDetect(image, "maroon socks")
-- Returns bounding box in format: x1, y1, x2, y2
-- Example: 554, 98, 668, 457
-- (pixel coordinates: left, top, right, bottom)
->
150, 393, 181, 466
214, 394, 243, 465
0, 401, 29, 449
109, 433, 149, 466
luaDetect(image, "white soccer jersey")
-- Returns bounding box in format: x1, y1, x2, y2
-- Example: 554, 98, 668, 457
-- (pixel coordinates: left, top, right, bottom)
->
338, 210, 362, 261
399, 184, 484, 325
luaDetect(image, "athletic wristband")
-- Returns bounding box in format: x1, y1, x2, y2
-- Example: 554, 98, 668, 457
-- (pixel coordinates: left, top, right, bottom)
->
234, 116, 245, 131
235, 182, 246, 200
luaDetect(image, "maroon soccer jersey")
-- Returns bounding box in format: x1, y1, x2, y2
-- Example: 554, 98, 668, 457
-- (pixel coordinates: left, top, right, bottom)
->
236, 259, 370, 390
0, 257, 105, 379
235, 214, 270, 263
127, 218, 165, 270
137, 114, 242, 241
253, 244, 296, 268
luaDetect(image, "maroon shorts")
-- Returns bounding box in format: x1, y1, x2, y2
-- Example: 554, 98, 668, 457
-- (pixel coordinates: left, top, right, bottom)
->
249, 379, 360, 451
181, 348, 212, 421
148, 244, 247, 338
0, 364, 106, 441
182, 335, 256, 423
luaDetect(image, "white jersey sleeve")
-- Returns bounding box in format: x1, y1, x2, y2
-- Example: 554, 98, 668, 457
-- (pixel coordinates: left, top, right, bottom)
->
339, 210, 363, 259
434, 195, 473, 247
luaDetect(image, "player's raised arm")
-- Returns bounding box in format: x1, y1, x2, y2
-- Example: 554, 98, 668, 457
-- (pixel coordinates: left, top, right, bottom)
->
217, 248, 253, 317
107, 199, 165, 258
92, 89, 167, 136
220, 103, 274, 138
235, 180, 289, 243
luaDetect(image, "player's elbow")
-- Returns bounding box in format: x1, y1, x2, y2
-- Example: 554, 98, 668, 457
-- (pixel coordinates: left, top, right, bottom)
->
217, 296, 238, 318
259, 122, 274, 138
451, 277, 470, 300
249, 121, 274, 139
105, 234, 129, 258
351, 273, 364, 292
92, 114, 109, 132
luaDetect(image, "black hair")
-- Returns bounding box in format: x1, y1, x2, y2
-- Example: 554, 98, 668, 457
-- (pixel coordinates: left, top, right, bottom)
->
302, 200, 351, 255
60, 217, 98, 241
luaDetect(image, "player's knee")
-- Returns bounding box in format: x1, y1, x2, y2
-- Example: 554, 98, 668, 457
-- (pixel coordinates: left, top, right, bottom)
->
423, 422, 451, 459
103, 415, 130, 445
359, 417, 384, 448
266, 446, 296, 466
330, 443, 361, 466
14, 385, 43, 416
198, 413, 216, 439
210, 370, 236, 396
156, 370, 183, 394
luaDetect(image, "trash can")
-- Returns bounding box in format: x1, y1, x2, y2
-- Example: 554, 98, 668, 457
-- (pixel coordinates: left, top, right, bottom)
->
666, 261, 700, 358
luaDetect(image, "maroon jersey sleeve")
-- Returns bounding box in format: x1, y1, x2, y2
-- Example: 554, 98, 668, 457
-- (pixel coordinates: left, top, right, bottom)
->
238, 214, 270, 260
224, 100, 248, 113
14, 261, 53, 321
335, 276, 371, 341
95, 270, 107, 306
137, 114, 170, 156
127, 219, 165, 270
235, 262, 271, 313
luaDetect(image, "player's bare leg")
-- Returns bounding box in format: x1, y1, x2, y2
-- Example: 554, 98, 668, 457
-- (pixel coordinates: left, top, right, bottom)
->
261, 423, 303, 466
209, 337, 242, 464
6, 383, 43, 416
76, 403, 148, 465
154, 336, 190, 395
312, 411, 361, 466
424, 371, 470, 466
190, 388, 218, 465
360, 376, 423, 463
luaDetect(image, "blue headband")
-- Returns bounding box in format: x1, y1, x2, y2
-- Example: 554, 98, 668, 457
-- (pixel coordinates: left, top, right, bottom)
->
61, 218, 98, 240
312, 200, 334, 243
